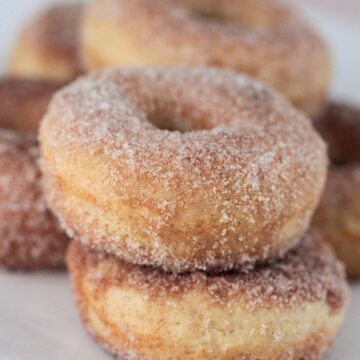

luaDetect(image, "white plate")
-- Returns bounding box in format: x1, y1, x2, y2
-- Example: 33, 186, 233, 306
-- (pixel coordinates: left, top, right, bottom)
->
0, 1, 359, 359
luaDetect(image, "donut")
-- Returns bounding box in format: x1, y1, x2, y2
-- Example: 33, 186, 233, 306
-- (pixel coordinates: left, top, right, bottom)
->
0, 77, 64, 134
0, 78, 69, 270
9, 4, 83, 81
313, 166, 360, 278
314, 102, 360, 163
81, 0, 331, 116
0, 131, 70, 270
40, 67, 328, 273
67, 231, 349, 360
312, 102, 360, 277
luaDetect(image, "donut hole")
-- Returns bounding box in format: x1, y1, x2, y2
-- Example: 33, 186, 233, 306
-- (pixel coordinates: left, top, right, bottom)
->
193, 11, 232, 26
145, 100, 218, 132
147, 111, 211, 133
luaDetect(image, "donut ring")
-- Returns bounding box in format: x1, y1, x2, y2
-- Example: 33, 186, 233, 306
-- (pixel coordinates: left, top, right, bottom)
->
9, 4, 83, 81
81, 0, 331, 116
0, 77, 64, 134
67, 231, 348, 360
40, 67, 327, 273
313, 102, 360, 277
0, 78, 69, 270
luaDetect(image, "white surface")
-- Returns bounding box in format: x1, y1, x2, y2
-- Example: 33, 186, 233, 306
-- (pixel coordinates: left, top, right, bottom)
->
0, 1, 360, 359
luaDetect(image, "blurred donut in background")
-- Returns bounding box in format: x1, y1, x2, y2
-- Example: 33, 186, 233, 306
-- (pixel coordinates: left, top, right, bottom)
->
313, 102, 360, 278
81, 0, 332, 117
67, 232, 349, 360
0, 77, 69, 270
40, 66, 328, 273
0, 77, 64, 133
9, 3, 83, 81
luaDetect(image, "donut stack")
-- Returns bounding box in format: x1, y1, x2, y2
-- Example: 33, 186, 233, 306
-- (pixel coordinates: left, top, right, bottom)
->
7, 0, 360, 279
0, 78, 69, 270
313, 103, 360, 278
5, 0, 352, 359
40, 66, 348, 360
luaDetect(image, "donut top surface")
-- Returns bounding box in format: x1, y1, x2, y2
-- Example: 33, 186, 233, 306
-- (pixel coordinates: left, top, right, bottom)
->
42, 66, 326, 194
71, 232, 347, 312
42, 66, 326, 172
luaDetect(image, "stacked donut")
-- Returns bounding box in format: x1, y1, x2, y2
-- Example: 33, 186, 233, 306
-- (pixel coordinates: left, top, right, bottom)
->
0, 3, 84, 270
313, 103, 360, 278
40, 66, 348, 359
5, 0, 353, 359
0, 78, 69, 269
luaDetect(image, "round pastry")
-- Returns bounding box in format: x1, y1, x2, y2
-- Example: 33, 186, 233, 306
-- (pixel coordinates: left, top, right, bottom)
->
67, 231, 349, 360
0, 131, 69, 270
0, 77, 69, 270
40, 67, 327, 273
313, 165, 360, 278
313, 102, 360, 277
0, 77, 64, 133
314, 102, 360, 163
9, 3, 83, 81
81, 0, 331, 116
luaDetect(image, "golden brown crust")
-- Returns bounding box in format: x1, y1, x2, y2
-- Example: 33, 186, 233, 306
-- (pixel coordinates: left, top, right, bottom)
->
315, 102, 360, 163
9, 4, 83, 81
0, 130, 69, 270
313, 165, 360, 278
0, 77, 64, 133
40, 67, 327, 273
67, 232, 348, 360
81, 0, 331, 116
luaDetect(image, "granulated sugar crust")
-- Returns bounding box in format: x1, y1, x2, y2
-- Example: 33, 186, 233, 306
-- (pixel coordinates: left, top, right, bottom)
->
70, 232, 347, 312
41, 66, 327, 272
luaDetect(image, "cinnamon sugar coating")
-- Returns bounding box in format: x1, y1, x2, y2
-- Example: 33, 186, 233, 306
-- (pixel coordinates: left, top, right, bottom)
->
67, 232, 349, 360
0, 77, 64, 134
40, 66, 327, 273
9, 3, 83, 81
0, 131, 69, 270
81, 0, 331, 116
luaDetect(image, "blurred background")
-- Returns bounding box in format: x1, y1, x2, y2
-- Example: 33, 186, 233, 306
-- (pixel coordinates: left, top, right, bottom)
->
1, 0, 359, 103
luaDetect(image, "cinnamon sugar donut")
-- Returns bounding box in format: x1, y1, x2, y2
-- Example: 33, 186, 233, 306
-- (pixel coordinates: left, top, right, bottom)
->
313, 102, 360, 277
67, 232, 349, 360
40, 67, 327, 273
81, 0, 331, 116
9, 4, 83, 81
0, 78, 69, 270
0, 78, 64, 134
0, 132, 69, 270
